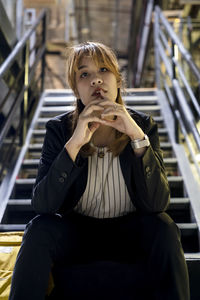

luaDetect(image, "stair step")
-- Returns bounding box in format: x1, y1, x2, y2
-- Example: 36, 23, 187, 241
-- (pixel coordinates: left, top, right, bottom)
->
16, 178, 35, 185
0, 224, 26, 231
169, 197, 190, 208
124, 95, 158, 102
163, 157, 177, 167
40, 106, 74, 113
177, 223, 199, 252
153, 116, 163, 122
7, 197, 189, 211
6, 197, 190, 223
127, 105, 161, 113
8, 199, 32, 210
33, 129, 46, 136
43, 96, 159, 106
40, 105, 161, 117
27, 141, 173, 153
36, 117, 51, 125
168, 176, 183, 182
0, 223, 194, 234
0, 221, 197, 252
22, 159, 40, 168
20, 157, 178, 172
12, 178, 184, 200
158, 128, 168, 135
28, 144, 43, 151
13, 175, 183, 188
31, 128, 168, 139
167, 198, 190, 223
44, 97, 75, 105
177, 223, 198, 234
34, 117, 165, 130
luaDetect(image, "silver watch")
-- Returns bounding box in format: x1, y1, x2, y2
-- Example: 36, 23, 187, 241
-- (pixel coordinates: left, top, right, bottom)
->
130, 134, 150, 149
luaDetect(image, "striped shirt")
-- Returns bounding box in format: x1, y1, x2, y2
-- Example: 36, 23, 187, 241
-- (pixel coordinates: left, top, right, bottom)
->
74, 148, 135, 218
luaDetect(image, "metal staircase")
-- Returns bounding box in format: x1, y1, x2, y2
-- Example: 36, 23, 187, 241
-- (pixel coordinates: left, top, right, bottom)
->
0, 88, 199, 248
0, 88, 200, 298
0, 3, 200, 299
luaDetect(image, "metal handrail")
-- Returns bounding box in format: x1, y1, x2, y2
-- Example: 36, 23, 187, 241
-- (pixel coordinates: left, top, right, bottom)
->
0, 9, 47, 183
0, 9, 46, 78
157, 6, 200, 82
154, 5, 200, 178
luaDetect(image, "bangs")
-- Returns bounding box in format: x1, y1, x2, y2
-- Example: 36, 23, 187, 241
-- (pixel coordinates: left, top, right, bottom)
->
73, 43, 118, 74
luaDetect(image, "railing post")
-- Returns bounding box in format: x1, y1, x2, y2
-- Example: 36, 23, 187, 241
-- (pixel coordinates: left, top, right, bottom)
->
20, 40, 30, 146
41, 12, 46, 93
171, 40, 180, 144
154, 6, 161, 89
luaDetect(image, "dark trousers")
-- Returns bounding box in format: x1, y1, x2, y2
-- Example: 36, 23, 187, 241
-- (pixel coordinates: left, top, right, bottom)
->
9, 211, 190, 300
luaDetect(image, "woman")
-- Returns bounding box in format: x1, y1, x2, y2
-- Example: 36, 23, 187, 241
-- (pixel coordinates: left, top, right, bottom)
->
9, 41, 190, 300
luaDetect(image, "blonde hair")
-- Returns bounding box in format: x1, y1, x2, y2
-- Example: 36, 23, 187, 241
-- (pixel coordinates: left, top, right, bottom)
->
66, 41, 129, 157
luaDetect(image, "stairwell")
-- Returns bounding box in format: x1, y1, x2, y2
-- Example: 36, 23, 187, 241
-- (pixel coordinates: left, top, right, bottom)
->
0, 88, 200, 298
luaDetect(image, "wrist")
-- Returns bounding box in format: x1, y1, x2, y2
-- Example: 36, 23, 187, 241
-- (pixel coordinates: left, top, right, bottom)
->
65, 138, 81, 162
130, 134, 150, 150
129, 126, 145, 141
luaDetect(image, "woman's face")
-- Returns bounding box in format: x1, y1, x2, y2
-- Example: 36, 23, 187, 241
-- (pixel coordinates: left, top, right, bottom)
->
75, 56, 119, 106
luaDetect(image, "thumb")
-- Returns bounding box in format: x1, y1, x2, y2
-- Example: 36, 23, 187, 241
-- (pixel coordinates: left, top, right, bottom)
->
89, 122, 100, 133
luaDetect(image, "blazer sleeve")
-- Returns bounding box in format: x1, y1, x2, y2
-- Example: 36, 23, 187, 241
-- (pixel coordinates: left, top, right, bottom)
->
31, 118, 86, 214
127, 114, 170, 213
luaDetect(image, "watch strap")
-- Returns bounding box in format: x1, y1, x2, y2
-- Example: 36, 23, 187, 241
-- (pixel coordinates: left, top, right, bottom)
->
130, 134, 150, 149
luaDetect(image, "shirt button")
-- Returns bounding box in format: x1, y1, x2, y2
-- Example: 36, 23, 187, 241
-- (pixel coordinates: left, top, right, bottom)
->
145, 166, 151, 173
147, 171, 151, 178
59, 177, 65, 183
61, 172, 67, 178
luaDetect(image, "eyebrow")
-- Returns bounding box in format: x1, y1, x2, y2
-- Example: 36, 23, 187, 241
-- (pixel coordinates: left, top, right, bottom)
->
78, 65, 88, 70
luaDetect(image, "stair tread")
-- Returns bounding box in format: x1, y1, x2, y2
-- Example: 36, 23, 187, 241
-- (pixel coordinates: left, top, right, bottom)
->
177, 223, 198, 229
44, 96, 159, 106
15, 175, 184, 186
15, 175, 184, 185
167, 176, 183, 181
33, 129, 46, 135
27, 141, 173, 150
0, 223, 196, 232
22, 157, 177, 167
0, 224, 26, 231
40, 106, 74, 112
170, 197, 189, 203
41, 105, 161, 113
36, 117, 51, 123
185, 253, 200, 260
8, 199, 32, 205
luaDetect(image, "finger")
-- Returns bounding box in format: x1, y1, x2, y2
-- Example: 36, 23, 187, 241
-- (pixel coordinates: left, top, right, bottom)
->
88, 122, 100, 132
101, 108, 123, 118
81, 115, 103, 125
82, 105, 104, 117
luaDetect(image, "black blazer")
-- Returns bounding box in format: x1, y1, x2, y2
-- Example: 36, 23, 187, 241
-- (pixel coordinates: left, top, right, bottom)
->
32, 108, 170, 215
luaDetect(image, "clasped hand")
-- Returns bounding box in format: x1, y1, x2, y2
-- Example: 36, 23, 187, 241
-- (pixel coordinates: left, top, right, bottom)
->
72, 99, 145, 149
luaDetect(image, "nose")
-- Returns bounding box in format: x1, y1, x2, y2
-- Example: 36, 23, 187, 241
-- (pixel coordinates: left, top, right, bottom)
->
91, 77, 103, 86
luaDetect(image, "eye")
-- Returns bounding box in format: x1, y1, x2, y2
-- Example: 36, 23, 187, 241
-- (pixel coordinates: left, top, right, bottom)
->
100, 67, 108, 72
80, 72, 88, 78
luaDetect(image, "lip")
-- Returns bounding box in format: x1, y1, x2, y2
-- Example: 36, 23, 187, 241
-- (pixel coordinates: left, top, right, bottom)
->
92, 88, 106, 97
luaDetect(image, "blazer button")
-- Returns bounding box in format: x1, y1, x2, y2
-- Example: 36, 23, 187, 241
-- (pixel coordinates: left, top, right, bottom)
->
61, 172, 67, 178
145, 166, 151, 178
59, 177, 65, 183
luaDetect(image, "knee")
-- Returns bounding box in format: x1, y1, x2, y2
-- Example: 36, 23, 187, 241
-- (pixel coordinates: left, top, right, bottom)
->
23, 214, 62, 245
141, 212, 181, 251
